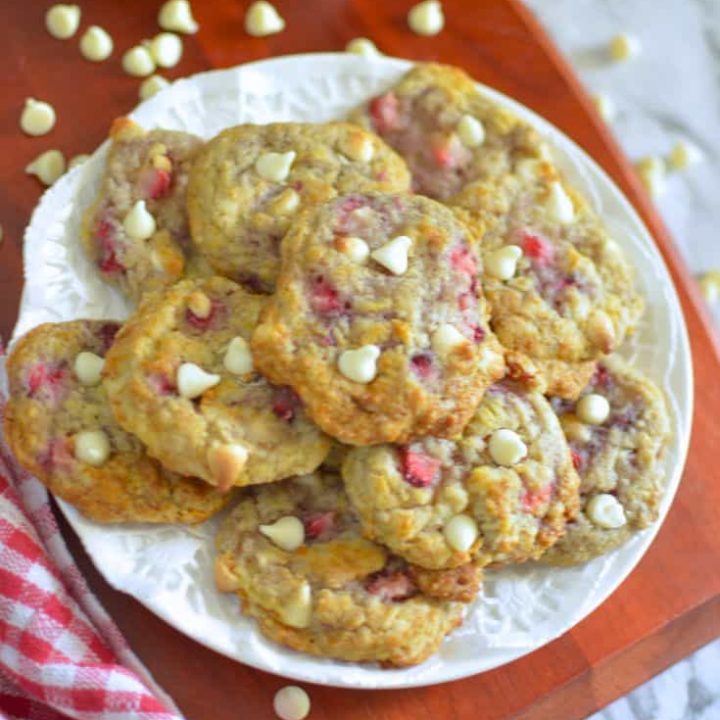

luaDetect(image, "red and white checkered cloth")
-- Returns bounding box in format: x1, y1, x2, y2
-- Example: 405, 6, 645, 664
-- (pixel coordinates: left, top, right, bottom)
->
0, 352, 183, 720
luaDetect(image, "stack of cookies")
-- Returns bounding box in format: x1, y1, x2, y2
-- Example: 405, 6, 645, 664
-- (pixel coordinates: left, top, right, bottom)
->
5, 63, 671, 668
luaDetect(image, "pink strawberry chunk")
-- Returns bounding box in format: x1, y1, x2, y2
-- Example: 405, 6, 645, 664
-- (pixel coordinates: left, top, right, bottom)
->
272, 387, 300, 422
520, 231, 554, 266
365, 569, 417, 602
399, 447, 441, 488
27, 363, 67, 398
303, 511, 336, 540
96, 219, 125, 275
368, 92, 400, 134
147, 372, 176, 396
431, 134, 470, 170
521, 483, 553, 513
449, 246, 478, 277
571, 450, 583, 471
185, 300, 225, 331
138, 165, 172, 200
410, 353, 433, 379
98, 323, 121, 352
38, 438, 73, 474
309, 276, 345, 316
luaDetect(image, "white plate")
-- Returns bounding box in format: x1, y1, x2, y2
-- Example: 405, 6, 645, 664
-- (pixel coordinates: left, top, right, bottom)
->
15, 54, 693, 689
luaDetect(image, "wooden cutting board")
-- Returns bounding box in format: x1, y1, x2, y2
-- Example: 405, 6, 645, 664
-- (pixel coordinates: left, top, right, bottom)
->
2, 1, 720, 718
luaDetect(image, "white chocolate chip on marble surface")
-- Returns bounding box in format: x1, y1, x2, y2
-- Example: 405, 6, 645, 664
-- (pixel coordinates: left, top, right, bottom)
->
25, 150, 66, 186
46, 4, 81, 39
158, 0, 199, 34
255, 151, 296, 182
207, 444, 249, 490
259, 516, 305, 552
122, 45, 156, 77
576, 393, 610, 425
431, 323, 468, 356
79, 26, 114, 62
74, 352, 105, 387
346, 37, 380, 57
123, 200, 156, 240
177, 362, 221, 399
635, 156, 666, 198
591, 93, 616, 122
408, 0, 444, 36
245, 1, 286, 37
224, 337, 254, 375
668, 140, 703, 171
149, 32, 183, 68
488, 428, 527, 466
337, 236, 370, 263
273, 686, 311, 720
370, 235, 412, 275
443, 514, 478, 553
457, 114, 485, 148
20, 99, 56, 136
546, 181, 575, 224
68, 154, 90, 170
139, 74, 171, 100
586, 493, 627, 529
338, 345, 380, 384
485, 245, 522, 281
609, 33, 641, 62
74, 430, 111, 466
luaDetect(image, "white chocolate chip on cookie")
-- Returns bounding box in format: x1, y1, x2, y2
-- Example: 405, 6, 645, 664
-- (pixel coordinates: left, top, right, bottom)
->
74, 352, 105, 387
259, 516, 305, 552
371, 235, 412, 275
576, 393, 610, 425
74, 430, 111, 466
431, 323, 467, 356
336, 236, 370, 263
488, 428, 527, 466
207, 443, 249, 490
123, 201, 156, 240
338, 345, 380, 384
456, 115, 485, 148
255, 151, 296, 182
177, 362, 221, 398
586, 493, 627, 529
224, 337, 254, 375
546, 181, 575, 224
485, 245, 522, 280
280, 581, 312, 628
443, 514, 478, 552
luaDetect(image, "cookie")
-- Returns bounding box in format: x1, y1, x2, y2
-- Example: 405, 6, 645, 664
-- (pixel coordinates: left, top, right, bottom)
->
348, 63, 543, 200
542, 357, 671, 565
187, 122, 411, 292
214, 471, 467, 667
251, 193, 506, 446
82, 117, 204, 302
4, 321, 226, 524
103, 276, 331, 489
452, 165, 644, 397
342, 381, 580, 570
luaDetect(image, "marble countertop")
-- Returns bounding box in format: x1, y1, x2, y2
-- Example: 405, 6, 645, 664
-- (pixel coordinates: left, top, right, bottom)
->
524, 0, 720, 717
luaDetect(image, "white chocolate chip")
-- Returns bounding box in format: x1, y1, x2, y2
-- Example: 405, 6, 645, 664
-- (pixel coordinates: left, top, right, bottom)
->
74, 352, 105, 386
515, 158, 543, 181
546, 181, 575, 224
370, 235, 412, 275
456, 115, 485, 148
281, 582, 312, 628
207, 444, 249, 490
158, 0, 199, 34
177, 362, 221, 399
699, 271, 720, 305
443, 514, 478, 553
273, 686, 311, 720
635, 156, 666, 198
245, 1, 285, 37
488, 428, 527, 466
668, 140, 703, 171
485, 245, 522, 281
338, 345, 380, 384
25, 150, 66, 186
586, 493, 627, 529
74, 430, 111, 466
609, 33, 641, 62
346, 37, 380, 57
79, 26, 114, 62
338, 236, 370, 263
431, 323, 468, 356
20, 99, 56, 136
68, 154, 90, 170
255, 151, 296, 182
224, 337, 254, 375
592, 93, 616, 122
123, 200, 156, 240
576, 393, 610, 425
46, 4, 81, 39
187, 291, 211, 318
149, 32, 183, 68
408, 0, 444, 36
139, 74, 171, 100
259, 516, 305, 552
271, 188, 300, 215
122, 45, 156, 77
345, 136, 375, 163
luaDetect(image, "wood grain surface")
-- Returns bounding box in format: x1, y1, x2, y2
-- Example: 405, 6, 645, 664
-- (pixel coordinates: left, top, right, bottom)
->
3, 1, 720, 718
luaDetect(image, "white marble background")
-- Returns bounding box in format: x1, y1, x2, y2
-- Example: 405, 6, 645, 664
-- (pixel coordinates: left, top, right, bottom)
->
524, 1, 720, 718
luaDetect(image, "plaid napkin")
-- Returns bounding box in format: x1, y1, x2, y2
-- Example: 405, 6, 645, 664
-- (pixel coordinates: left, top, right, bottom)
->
0, 352, 183, 720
